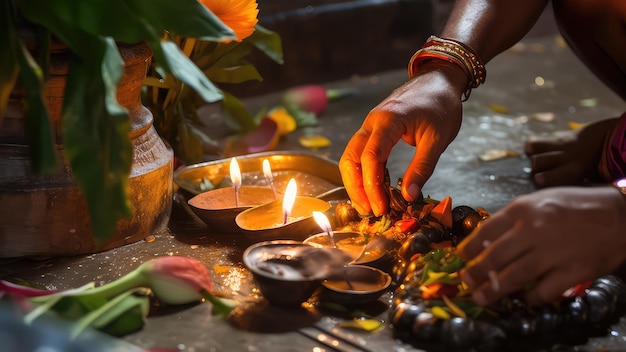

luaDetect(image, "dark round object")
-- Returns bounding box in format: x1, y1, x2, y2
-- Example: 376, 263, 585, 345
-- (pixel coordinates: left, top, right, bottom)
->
389, 301, 428, 330
440, 317, 478, 349
398, 233, 431, 262
535, 305, 563, 337
584, 288, 614, 324
421, 225, 444, 243
334, 201, 361, 227
498, 310, 537, 336
451, 205, 484, 239
411, 309, 441, 342
560, 296, 589, 328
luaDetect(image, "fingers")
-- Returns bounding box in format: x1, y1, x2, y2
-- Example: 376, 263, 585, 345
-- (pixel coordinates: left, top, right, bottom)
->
529, 151, 566, 173
339, 114, 402, 216
532, 162, 581, 187
524, 269, 578, 306
339, 130, 372, 215
361, 121, 403, 216
401, 131, 443, 201
524, 132, 571, 156
456, 213, 513, 261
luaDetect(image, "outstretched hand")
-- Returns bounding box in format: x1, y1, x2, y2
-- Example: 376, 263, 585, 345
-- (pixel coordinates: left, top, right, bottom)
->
339, 64, 466, 216
457, 186, 626, 307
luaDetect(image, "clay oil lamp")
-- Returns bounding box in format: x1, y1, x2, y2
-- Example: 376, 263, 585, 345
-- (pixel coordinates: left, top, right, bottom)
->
320, 264, 392, 306
303, 210, 388, 268
188, 157, 276, 232
235, 178, 330, 241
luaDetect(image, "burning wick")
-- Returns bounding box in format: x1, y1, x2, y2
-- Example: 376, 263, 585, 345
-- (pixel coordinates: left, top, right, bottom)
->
313, 211, 336, 248
282, 178, 297, 225
262, 159, 278, 199
230, 157, 242, 207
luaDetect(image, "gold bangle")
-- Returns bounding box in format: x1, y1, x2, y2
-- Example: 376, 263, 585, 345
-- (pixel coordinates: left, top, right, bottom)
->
408, 35, 486, 101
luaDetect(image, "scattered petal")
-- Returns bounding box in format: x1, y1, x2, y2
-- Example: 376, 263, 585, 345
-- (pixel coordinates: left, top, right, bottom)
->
579, 97, 598, 107
555, 36, 567, 48
531, 112, 555, 122
299, 135, 331, 149
488, 104, 509, 114
568, 121, 587, 130
267, 107, 297, 136
337, 319, 383, 332
513, 115, 529, 124
479, 149, 520, 161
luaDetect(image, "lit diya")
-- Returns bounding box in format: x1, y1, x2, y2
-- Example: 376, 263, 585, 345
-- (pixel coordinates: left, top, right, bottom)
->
188, 157, 276, 232
235, 178, 330, 241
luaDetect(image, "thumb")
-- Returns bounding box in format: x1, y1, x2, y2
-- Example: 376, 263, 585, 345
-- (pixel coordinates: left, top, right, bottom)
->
401, 139, 444, 201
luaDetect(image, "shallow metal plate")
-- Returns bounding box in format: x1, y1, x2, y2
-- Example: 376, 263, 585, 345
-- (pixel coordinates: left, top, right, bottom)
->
174, 150, 343, 197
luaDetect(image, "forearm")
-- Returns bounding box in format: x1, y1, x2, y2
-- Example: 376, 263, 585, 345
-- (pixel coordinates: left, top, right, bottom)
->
441, 0, 549, 62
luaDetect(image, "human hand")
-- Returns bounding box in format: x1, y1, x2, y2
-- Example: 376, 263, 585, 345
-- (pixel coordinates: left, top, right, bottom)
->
456, 186, 626, 307
339, 63, 466, 216
525, 118, 618, 187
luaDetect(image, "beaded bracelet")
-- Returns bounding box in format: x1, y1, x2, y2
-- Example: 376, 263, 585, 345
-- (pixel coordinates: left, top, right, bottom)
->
408, 35, 486, 101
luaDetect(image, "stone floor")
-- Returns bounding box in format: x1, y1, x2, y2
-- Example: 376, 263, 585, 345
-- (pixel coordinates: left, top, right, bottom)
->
2, 7, 626, 352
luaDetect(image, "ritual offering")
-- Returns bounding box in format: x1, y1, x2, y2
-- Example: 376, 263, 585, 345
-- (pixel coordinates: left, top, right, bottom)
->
235, 178, 330, 241
242, 240, 352, 306
188, 157, 277, 232
320, 264, 392, 306
328, 177, 626, 351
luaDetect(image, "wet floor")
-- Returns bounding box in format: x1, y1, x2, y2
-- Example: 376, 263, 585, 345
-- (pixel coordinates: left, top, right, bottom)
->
1, 22, 626, 352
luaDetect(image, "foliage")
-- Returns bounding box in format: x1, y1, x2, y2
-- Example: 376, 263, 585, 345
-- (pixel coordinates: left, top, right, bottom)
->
144, 24, 283, 164
0, 0, 280, 243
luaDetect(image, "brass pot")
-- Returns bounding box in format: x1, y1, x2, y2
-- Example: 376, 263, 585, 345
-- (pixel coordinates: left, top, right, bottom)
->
0, 42, 173, 258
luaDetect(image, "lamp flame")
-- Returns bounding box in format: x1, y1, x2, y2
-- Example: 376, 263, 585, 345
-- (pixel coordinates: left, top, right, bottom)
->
313, 211, 336, 248
282, 178, 297, 224
230, 157, 241, 207
313, 211, 332, 233
230, 157, 242, 187
263, 159, 277, 199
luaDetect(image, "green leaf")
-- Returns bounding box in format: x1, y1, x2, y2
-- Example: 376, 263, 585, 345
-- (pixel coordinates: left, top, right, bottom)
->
283, 103, 318, 127
16, 40, 57, 174
247, 25, 284, 65
0, 0, 19, 123
221, 91, 256, 133
155, 40, 223, 103
125, 0, 235, 41
62, 37, 132, 243
17, 0, 235, 45
201, 290, 236, 317
207, 61, 263, 85
176, 120, 203, 164
71, 288, 150, 338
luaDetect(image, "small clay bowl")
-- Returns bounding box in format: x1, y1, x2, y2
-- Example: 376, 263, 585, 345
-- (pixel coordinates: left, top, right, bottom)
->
188, 186, 276, 233
303, 231, 386, 267
320, 265, 392, 306
243, 240, 346, 307
235, 196, 330, 241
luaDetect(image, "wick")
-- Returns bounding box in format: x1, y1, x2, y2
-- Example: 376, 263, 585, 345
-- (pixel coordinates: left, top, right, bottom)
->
343, 267, 354, 290
283, 210, 288, 225
234, 185, 240, 208
327, 229, 337, 248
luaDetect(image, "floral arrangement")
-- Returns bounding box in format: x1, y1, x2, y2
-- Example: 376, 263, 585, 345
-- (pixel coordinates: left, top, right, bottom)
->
0, 0, 280, 243
143, 0, 284, 164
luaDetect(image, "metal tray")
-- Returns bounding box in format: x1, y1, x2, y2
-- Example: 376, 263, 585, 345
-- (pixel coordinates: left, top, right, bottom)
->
173, 151, 348, 235
174, 150, 343, 197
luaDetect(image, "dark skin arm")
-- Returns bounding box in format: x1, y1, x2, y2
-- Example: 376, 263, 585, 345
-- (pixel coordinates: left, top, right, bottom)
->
339, 0, 549, 216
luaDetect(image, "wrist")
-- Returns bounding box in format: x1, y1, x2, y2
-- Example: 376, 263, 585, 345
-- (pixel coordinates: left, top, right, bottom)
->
410, 59, 469, 98
408, 35, 486, 101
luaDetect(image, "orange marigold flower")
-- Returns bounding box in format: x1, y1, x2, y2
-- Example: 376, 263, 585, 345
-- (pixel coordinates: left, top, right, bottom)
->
200, 0, 259, 42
